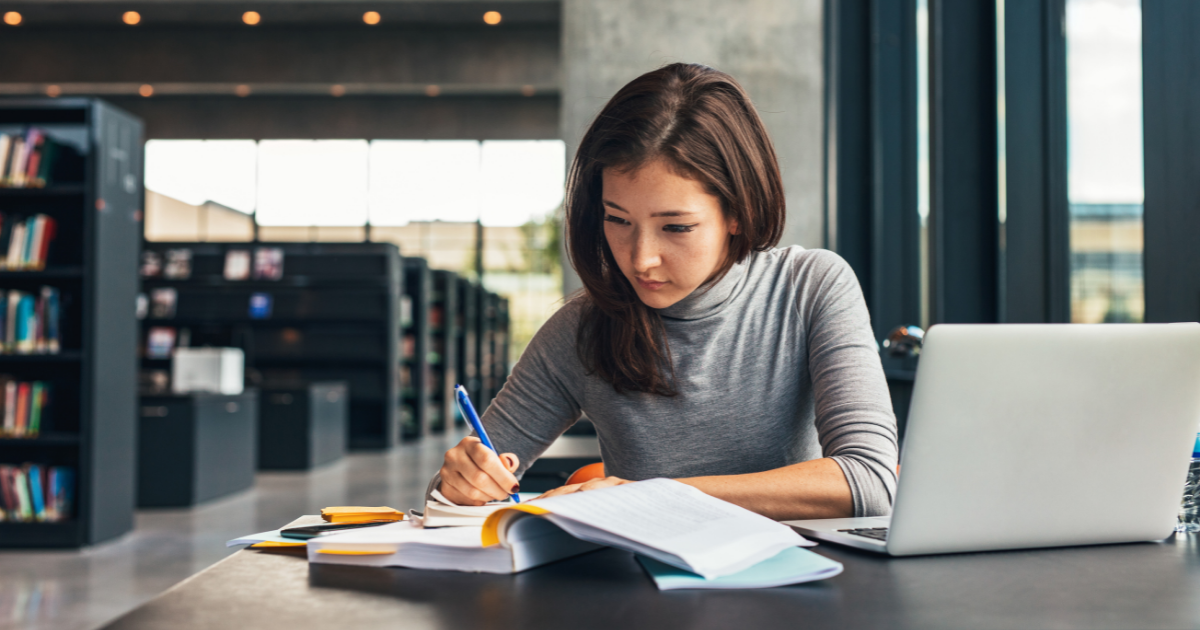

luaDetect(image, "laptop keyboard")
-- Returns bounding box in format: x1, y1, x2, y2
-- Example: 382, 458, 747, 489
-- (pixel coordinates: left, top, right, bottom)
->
838, 527, 889, 541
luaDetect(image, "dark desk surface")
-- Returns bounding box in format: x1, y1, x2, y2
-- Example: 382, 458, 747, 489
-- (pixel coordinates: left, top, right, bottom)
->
104, 535, 1200, 630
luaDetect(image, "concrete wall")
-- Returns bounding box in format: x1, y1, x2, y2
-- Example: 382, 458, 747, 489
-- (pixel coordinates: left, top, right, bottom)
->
560, 0, 825, 294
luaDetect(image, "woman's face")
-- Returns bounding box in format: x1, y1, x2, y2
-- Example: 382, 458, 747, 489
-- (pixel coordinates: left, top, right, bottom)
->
601, 159, 736, 310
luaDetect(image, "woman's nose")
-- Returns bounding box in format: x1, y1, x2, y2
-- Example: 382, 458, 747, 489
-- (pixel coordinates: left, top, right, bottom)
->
630, 229, 661, 273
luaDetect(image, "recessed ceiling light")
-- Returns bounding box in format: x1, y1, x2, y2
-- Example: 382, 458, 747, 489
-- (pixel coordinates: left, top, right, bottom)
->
123, 11, 140, 25
483, 11, 501, 25
243, 11, 261, 25
363, 11, 381, 25
3, 12, 22, 26
139, 84, 154, 97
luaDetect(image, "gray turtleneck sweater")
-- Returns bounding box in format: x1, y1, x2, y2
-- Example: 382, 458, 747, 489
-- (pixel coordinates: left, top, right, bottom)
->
453, 246, 898, 517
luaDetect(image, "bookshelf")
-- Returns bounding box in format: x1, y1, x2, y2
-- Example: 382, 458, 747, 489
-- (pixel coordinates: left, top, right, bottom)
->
476, 290, 510, 410
401, 258, 431, 439
0, 98, 142, 547
429, 270, 458, 434
454, 277, 480, 426
138, 242, 402, 450
484, 293, 511, 404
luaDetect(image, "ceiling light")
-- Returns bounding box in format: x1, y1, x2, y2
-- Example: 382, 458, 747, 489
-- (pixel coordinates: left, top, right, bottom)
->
123, 11, 140, 25
483, 11, 501, 25
330, 84, 346, 97
363, 11, 380, 25
3, 12, 21, 26
425, 85, 440, 97
46, 85, 61, 98
235, 85, 251, 97
243, 11, 261, 25
139, 84, 154, 97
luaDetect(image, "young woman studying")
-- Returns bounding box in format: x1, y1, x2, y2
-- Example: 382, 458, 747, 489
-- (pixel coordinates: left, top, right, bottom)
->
433, 63, 898, 521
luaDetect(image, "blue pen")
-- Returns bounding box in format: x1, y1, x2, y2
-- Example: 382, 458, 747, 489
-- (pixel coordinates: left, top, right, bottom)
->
454, 384, 520, 503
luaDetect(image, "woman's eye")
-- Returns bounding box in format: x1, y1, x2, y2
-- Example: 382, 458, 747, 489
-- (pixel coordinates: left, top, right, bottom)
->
664, 224, 697, 233
604, 214, 629, 226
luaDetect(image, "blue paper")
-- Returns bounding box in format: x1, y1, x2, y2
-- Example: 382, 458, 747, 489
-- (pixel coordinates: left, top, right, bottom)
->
637, 546, 843, 590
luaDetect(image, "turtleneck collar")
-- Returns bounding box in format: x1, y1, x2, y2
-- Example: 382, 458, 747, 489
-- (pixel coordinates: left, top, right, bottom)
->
655, 255, 751, 321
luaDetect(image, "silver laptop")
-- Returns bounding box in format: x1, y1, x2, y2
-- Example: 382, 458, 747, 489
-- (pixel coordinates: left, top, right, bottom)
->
786, 323, 1200, 556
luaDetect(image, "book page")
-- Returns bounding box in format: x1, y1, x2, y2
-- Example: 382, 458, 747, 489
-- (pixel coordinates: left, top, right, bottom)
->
526, 478, 811, 578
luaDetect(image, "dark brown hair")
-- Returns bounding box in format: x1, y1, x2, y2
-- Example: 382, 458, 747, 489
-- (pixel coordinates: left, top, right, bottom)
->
566, 63, 786, 396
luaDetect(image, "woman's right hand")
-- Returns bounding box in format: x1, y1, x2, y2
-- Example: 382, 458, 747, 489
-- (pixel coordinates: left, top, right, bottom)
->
438, 436, 521, 506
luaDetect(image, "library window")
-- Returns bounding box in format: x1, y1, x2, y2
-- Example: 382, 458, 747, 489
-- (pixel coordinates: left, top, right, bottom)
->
1066, 0, 1144, 323
144, 138, 566, 364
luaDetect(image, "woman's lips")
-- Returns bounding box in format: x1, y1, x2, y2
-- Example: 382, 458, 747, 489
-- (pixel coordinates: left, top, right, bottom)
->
636, 277, 667, 290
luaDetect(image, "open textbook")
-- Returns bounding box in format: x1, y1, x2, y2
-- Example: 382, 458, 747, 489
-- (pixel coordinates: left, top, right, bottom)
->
309, 478, 814, 579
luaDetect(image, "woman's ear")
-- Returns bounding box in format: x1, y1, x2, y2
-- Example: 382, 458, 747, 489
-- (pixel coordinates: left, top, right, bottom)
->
728, 217, 740, 236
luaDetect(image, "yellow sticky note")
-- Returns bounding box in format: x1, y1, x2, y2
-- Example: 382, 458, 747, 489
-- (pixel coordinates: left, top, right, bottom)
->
320, 506, 404, 523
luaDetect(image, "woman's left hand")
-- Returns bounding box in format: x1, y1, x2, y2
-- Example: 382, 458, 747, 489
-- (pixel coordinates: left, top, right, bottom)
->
534, 476, 632, 500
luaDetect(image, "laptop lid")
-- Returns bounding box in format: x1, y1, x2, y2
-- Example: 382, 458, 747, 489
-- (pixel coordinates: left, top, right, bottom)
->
886, 323, 1200, 556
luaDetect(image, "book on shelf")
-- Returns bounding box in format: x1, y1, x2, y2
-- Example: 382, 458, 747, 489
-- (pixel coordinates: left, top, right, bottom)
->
140, 251, 162, 278
146, 327, 176, 359
253, 247, 284, 280
0, 287, 61, 354
150, 288, 177, 319
163, 248, 192, 280
0, 463, 73, 522
0, 377, 51, 437
0, 128, 84, 189
0, 213, 57, 271
249, 292, 272, 319
0, 379, 53, 436
224, 250, 251, 281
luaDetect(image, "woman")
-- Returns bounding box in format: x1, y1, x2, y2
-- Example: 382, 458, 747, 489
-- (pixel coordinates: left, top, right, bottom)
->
434, 63, 897, 520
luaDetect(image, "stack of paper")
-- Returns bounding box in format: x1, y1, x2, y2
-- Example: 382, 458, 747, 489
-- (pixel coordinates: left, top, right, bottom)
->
420, 488, 515, 527
321, 506, 404, 524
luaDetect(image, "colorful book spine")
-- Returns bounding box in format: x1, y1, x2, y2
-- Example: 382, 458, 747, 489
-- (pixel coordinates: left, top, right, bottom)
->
26, 463, 45, 522
0, 128, 74, 189
0, 463, 73, 522
0, 378, 51, 437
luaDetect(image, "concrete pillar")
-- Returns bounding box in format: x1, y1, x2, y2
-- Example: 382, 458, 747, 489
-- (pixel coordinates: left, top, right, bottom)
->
560, 0, 825, 295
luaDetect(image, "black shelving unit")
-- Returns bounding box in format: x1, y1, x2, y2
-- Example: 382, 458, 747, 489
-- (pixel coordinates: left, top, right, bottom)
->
454, 277, 479, 427
138, 242, 402, 450
472, 284, 493, 411
0, 98, 142, 548
429, 270, 458, 434
494, 296, 511, 396
401, 258, 431, 439
478, 290, 505, 411
480, 293, 511, 404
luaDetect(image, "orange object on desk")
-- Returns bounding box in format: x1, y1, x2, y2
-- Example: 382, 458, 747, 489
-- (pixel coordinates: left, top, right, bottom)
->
565, 462, 606, 486
320, 506, 404, 523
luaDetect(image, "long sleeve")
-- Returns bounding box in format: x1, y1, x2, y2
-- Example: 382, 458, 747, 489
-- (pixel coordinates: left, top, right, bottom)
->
796, 250, 900, 517
426, 299, 586, 499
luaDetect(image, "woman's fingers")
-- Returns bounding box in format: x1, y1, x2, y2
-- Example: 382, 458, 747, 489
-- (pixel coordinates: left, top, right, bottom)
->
442, 469, 498, 505
438, 437, 521, 505
534, 483, 583, 500
464, 441, 521, 495
533, 476, 630, 501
